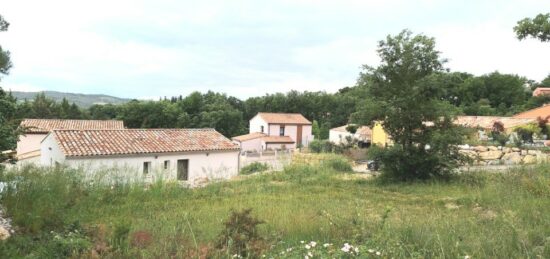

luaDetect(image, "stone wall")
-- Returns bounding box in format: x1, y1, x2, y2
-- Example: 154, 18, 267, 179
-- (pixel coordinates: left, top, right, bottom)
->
458, 145, 548, 166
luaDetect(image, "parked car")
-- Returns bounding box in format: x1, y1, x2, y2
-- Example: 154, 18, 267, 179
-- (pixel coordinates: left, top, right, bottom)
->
367, 160, 380, 171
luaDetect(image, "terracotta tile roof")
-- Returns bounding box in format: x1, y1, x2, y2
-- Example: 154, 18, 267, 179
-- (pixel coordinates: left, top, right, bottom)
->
232, 132, 266, 142
21, 119, 124, 133
455, 116, 535, 129
513, 105, 550, 119
256, 113, 311, 124
330, 125, 372, 138
261, 136, 295, 143
51, 129, 239, 157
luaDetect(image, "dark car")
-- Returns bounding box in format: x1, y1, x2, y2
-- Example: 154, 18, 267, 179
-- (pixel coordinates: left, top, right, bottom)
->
367, 160, 380, 171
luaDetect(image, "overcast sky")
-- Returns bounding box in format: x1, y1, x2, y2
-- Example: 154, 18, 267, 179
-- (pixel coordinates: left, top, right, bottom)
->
1, 0, 549, 99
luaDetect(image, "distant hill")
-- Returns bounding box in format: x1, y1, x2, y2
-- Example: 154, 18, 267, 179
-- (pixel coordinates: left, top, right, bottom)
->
11, 91, 131, 108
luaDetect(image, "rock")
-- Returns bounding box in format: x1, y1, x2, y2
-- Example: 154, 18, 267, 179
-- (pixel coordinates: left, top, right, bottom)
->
0, 226, 9, 240
521, 150, 528, 156
512, 147, 520, 152
479, 150, 503, 160
459, 150, 478, 159
502, 152, 522, 165
474, 146, 489, 152
488, 146, 499, 151
528, 149, 541, 155
458, 144, 470, 150
502, 147, 511, 153
523, 155, 537, 164
545, 141, 550, 147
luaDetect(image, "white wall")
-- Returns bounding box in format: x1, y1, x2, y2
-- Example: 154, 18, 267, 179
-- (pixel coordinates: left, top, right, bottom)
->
17, 133, 47, 155
301, 125, 314, 147
249, 115, 268, 134
237, 138, 263, 152
41, 133, 65, 166
329, 130, 354, 144
41, 134, 240, 184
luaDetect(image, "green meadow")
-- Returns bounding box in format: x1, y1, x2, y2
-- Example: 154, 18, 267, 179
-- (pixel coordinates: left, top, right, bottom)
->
0, 157, 549, 258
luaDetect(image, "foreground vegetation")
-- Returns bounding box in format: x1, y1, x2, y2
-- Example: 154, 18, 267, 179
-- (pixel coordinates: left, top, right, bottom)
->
0, 159, 549, 258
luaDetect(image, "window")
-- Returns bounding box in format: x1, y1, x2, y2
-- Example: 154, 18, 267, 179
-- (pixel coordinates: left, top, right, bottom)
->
164, 160, 170, 170
261, 125, 264, 133
143, 162, 151, 175
279, 126, 285, 136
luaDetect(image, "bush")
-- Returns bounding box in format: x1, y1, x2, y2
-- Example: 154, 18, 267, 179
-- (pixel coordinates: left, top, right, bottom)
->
321, 157, 353, 172
309, 140, 336, 153
240, 162, 269, 175
216, 208, 266, 257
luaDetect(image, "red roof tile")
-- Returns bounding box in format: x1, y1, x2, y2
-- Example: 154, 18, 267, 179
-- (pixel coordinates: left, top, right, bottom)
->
21, 119, 124, 133
513, 105, 550, 119
261, 136, 295, 143
232, 132, 266, 142
257, 113, 311, 124
51, 129, 239, 157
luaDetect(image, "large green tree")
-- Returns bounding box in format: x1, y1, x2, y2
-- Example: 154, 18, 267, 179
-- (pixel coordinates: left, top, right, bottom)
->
0, 14, 18, 160
353, 30, 465, 180
514, 13, 550, 42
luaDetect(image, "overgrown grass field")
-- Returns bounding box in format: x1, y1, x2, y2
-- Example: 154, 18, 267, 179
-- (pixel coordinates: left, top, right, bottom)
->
0, 157, 549, 258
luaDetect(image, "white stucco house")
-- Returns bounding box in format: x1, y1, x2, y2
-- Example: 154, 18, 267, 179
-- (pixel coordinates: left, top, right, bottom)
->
329, 124, 372, 147
16, 119, 124, 163
41, 128, 240, 184
232, 113, 314, 152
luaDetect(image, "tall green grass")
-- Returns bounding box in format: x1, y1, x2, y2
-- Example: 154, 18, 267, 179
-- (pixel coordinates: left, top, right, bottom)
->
0, 160, 549, 258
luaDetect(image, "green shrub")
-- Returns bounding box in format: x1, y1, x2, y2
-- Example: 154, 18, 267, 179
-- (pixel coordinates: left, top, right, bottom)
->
240, 162, 269, 175
309, 139, 337, 153
216, 208, 266, 257
321, 157, 353, 172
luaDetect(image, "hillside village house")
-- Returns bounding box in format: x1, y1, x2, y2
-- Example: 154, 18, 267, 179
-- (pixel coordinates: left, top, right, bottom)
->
41, 129, 240, 183
329, 122, 391, 147
532, 87, 550, 97
329, 125, 372, 147
16, 119, 125, 162
232, 113, 314, 152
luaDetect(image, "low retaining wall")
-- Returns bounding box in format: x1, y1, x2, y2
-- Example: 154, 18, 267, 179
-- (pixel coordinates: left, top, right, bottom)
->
459, 145, 548, 165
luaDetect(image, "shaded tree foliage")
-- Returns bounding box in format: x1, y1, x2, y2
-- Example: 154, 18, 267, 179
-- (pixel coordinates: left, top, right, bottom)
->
354, 30, 465, 180
514, 13, 550, 42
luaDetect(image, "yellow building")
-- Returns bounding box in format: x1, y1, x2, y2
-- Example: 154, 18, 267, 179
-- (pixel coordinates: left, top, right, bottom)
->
371, 121, 391, 146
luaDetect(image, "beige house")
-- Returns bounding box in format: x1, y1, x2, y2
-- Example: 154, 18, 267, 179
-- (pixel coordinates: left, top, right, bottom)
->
454, 116, 536, 140
232, 113, 314, 152
16, 119, 125, 162
41, 128, 240, 184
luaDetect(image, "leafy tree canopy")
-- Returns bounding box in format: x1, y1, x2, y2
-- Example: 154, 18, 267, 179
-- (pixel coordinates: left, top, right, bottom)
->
514, 13, 550, 42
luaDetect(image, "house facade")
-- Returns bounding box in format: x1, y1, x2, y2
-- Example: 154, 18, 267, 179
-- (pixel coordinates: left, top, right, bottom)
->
329, 125, 372, 147
41, 129, 240, 184
17, 119, 124, 162
233, 113, 314, 152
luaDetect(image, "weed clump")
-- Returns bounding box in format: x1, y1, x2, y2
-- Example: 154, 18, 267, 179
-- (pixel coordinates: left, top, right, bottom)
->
240, 162, 269, 175
216, 208, 266, 257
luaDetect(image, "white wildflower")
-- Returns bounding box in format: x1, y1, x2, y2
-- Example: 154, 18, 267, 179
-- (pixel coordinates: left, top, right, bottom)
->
307, 251, 313, 257
341, 243, 351, 253
305, 244, 311, 249
286, 248, 293, 252
301, 240, 305, 244
323, 243, 330, 248
368, 249, 375, 253
354, 247, 359, 253
305, 256, 309, 259
464, 256, 471, 259
376, 251, 381, 256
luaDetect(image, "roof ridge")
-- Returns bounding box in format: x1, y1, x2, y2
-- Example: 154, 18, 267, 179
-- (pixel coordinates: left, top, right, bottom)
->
51, 128, 215, 132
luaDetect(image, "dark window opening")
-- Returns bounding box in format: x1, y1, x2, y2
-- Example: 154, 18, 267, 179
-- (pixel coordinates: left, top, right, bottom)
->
164, 160, 170, 170
143, 162, 151, 175
279, 126, 285, 136
261, 125, 264, 133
